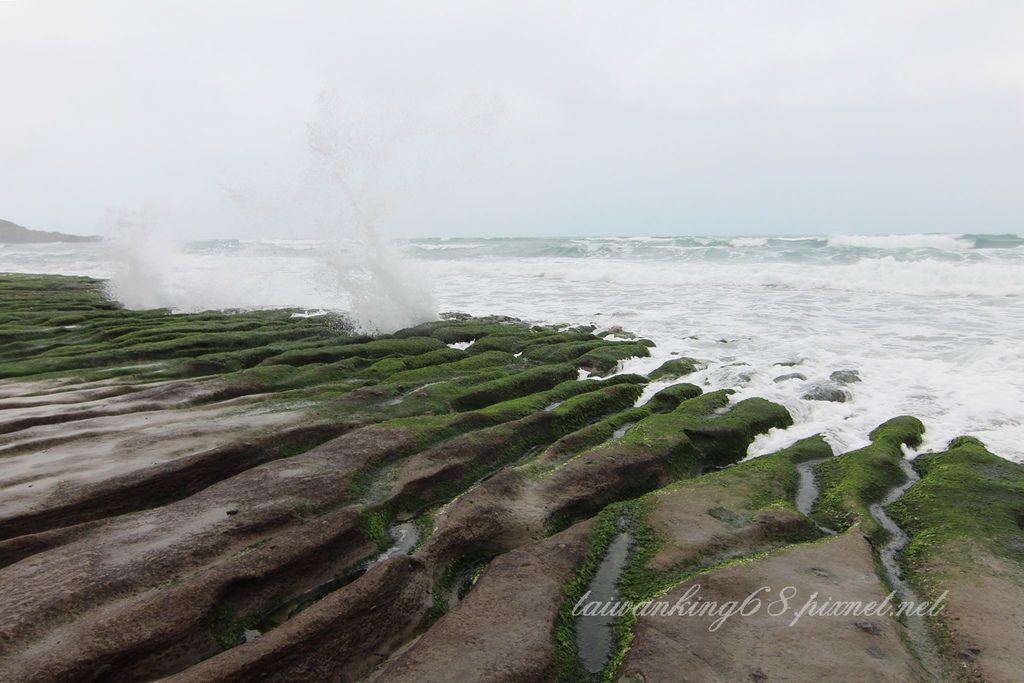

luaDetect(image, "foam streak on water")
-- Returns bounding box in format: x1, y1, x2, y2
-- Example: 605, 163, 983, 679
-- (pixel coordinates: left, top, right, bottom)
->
2, 233, 1022, 460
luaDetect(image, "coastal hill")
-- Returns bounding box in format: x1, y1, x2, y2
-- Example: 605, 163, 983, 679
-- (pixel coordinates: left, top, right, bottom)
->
0, 218, 99, 243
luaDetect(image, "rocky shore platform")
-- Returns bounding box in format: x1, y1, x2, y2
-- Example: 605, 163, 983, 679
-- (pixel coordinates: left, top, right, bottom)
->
0, 273, 1021, 682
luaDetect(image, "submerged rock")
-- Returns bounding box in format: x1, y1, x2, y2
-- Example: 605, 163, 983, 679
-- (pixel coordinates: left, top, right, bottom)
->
830, 369, 862, 384
802, 384, 850, 403
773, 372, 806, 383
598, 325, 636, 339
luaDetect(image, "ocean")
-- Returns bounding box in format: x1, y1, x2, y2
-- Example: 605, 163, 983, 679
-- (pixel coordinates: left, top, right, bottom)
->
2, 233, 1022, 461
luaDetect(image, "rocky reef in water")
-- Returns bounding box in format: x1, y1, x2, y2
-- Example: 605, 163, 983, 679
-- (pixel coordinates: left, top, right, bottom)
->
0, 273, 1021, 682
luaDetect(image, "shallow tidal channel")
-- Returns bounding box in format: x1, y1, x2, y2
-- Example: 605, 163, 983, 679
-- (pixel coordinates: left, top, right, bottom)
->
575, 530, 634, 674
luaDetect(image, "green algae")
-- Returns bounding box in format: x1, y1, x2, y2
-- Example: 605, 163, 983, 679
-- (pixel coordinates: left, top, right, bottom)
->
706, 434, 835, 509
467, 331, 576, 354
0, 274, 344, 381
261, 337, 447, 367
890, 436, 1024, 566
881, 437, 1024, 673
812, 416, 924, 542
643, 382, 702, 412
522, 340, 612, 363
577, 342, 652, 374
360, 508, 395, 553
622, 390, 792, 469
531, 406, 654, 476
388, 382, 648, 515
647, 357, 699, 380
384, 350, 515, 385
12, 272, 999, 680
543, 392, 793, 534
450, 364, 580, 411
555, 436, 833, 682
360, 348, 466, 380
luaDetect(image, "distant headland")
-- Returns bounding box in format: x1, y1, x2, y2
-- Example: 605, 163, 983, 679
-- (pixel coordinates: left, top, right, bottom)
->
0, 218, 100, 243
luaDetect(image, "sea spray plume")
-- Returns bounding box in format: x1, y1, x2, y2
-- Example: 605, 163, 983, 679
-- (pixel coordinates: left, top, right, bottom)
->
305, 95, 436, 333
323, 225, 436, 334
103, 207, 180, 309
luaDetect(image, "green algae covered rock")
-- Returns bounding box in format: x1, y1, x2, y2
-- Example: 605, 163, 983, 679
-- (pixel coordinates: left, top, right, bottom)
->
648, 357, 698, 380
812, 415, 924, 539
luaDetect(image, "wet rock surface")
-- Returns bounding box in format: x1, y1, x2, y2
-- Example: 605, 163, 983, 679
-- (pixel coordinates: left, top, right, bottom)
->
802, 384, 850, 402
619, 532, 926, 682
830, 369, 862, 384
0, 274, 1021, 682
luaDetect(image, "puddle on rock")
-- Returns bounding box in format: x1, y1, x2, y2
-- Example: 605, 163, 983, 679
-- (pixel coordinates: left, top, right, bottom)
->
575, 530, 633, 675
255, 522, 421, 634
611, 422, 635, 440
795, 457, 836, 534
368, 522, 421, 568
384, 381, 447, 406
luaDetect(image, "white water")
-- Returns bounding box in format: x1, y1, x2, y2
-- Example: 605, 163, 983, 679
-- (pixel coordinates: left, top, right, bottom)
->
300, 97, 437, 333
1, 233, 1021, 461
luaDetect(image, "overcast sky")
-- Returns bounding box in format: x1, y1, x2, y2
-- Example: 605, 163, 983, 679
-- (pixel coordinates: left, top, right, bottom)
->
2, 1, 1022, 239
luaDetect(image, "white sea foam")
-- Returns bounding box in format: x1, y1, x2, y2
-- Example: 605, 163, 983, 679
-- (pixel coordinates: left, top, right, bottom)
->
431, 255, 1024, 298
826, 233, 973, 250
727, 237, 769, 248
99, 231, 434, 331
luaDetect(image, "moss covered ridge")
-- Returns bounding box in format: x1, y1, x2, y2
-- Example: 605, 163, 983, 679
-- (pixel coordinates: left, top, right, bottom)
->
0, 273, 1020, 683
554, 436, 832, 681
886, 437, 1024, 680
811, 415, 924, 541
